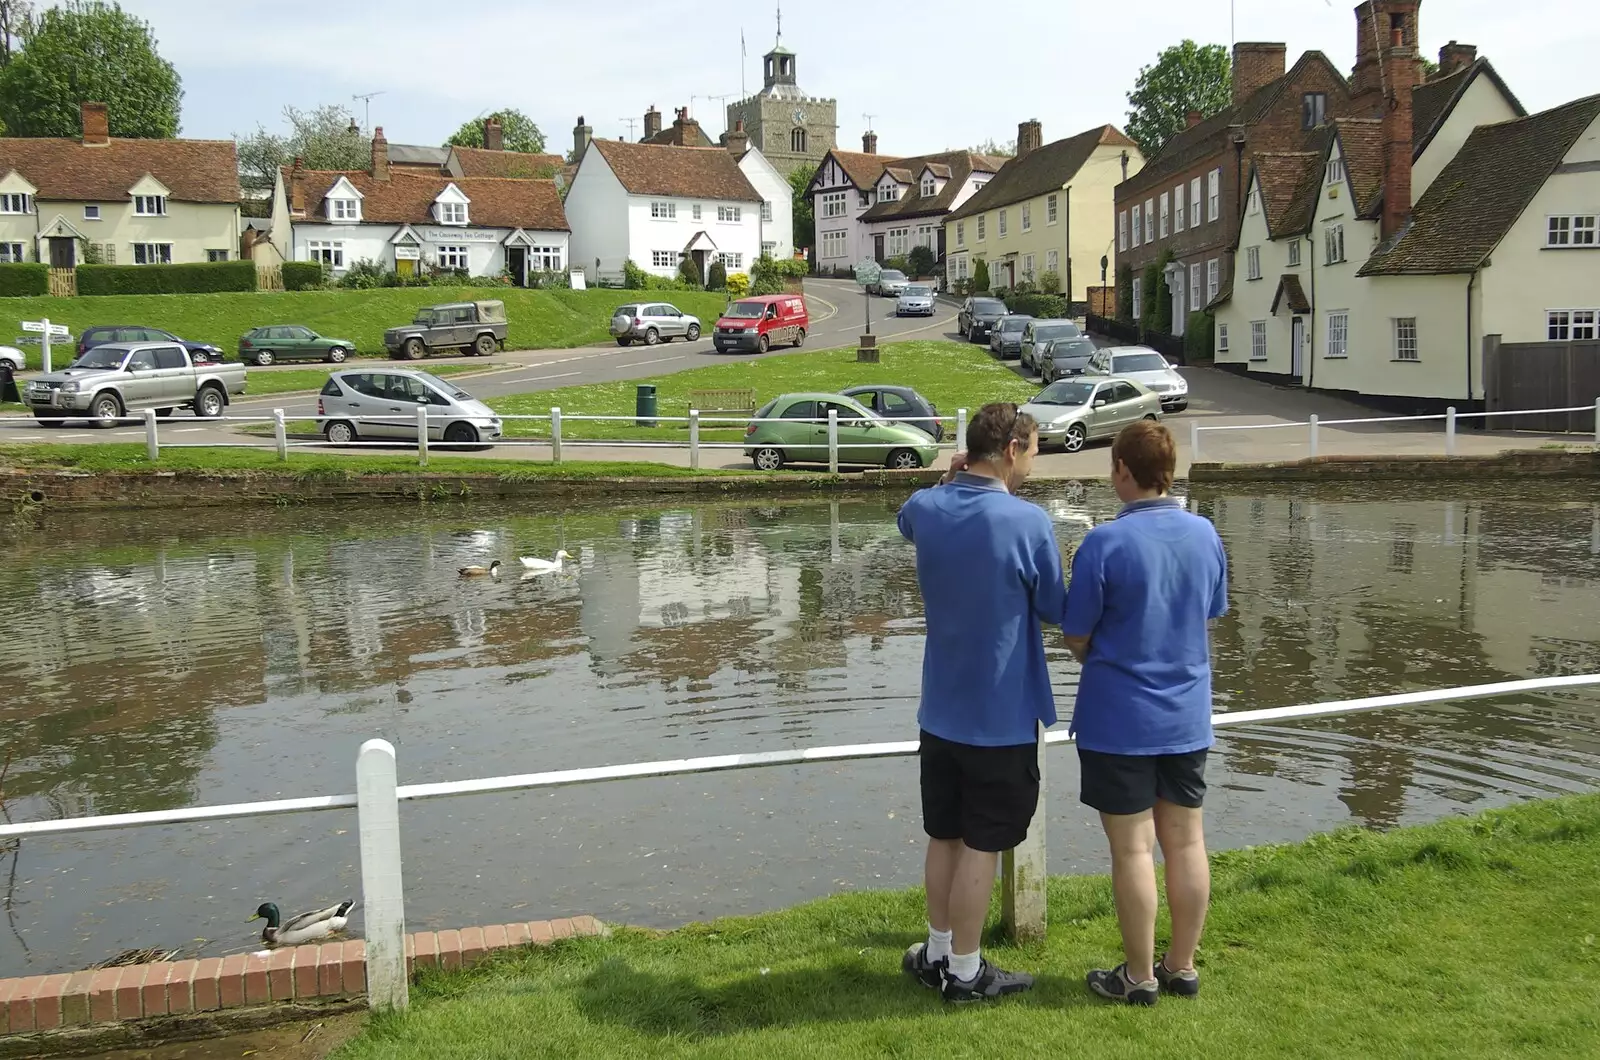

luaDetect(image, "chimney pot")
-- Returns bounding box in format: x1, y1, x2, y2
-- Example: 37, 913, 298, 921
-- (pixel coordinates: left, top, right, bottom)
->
643, 106, 662, 141
483, 117, 503, 152
1016, 119, 1043, 157
371, 126, 390, 181
1437, 41, 1477, 77
80, 101, 109, 146
862, 131, 878, 154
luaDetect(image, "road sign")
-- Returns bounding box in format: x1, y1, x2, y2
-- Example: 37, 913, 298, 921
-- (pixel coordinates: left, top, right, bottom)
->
21, 320, 69, 337
853, 259, 882, 286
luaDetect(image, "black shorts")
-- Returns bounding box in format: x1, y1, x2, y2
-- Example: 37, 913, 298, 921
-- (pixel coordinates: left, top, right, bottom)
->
1078, 748, 1208, 816
919, 730, 1040, 853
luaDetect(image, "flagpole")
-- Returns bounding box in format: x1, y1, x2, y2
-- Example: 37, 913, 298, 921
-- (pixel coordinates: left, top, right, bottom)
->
740, 28, 747, 100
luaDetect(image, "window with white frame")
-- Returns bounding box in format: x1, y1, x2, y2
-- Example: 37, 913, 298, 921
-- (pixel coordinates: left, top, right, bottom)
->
719, 251, 744, 269
1046, 249, 1058, 275
692, 204, 702, 220
330, 197, 359, 221
762, 241, 776, 257
1547, 309, 1599, 340
955, 221, 965, 247
1325, 223, 1346, 264
1393, 317, 1418, 361
998, 209, 1008, 237
1023, 253, 1035, 280
83, 205, 101, 221
1326, 157, 1345, 186
133, 194, 166, 216
438, 201, 467, 225
1288, 239, 1302, 267
1119, 209, 1128, 251
651, 250, 677, 268
1160, 192, 1170, 237
1047, 193, 1058, 224
718, 205, 741, 222
1131, 204, 1142, 246
1021, 202, 1031, 232
1132, 276, 1143, 318
887, 227, 910, 256
206, 249, 229, 262
921, 175, 935, 197
1246, 245, 1261, 280
1326, 311, 1349, 357
1217, 323, 1229, 352
820, 229, 847, 258
1207, 169, 1220, 222
530, 245, 563, 271
820, 191, 847, 218
916, 224, 936, 249
1145, 198, 1155, 239
134, 242, 174, 265
977, 215, 986, 241
1547, 214, 1598, 247
1189, 263, 1201, 310
1575, 310, 1599, 340
0, 242, 23, 262
761, 200, 773, 222
436, 245, 469, 271
859, 191, 871, 208
650, 201, 676, 219
953, 255, 969, 281
1190, 177, 1202, 224
1174, 184, 1186, 232
878, 183, 899, 202
1206, 258, 1219, 302
306, 241, 342, 268
1250, 320, 1267, 361
0, 192, 30, 214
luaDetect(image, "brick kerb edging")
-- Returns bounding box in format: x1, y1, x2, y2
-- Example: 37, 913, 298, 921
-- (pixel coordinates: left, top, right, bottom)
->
0, 915, 605, 1037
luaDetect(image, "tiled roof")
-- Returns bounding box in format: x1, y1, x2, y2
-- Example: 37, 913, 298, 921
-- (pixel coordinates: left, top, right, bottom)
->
1332, 119, 1385, 220
1205, 271, 1234, 310
1359, 94, 1600, 276
450, 147, 565, 178
923, 162, 953, 179
949, 125, 1135, 221
1250, 150, 1323, 238
825, 149, 900, 189
1411, 58, 1525, 158
587, 139, 761, 202
884, 166, 914, 183
859, 150, 1004, 223
0, 135, 239, 203
641, 122, 716, 149
1271, 274, 1311, 314
287, 169, 569, 231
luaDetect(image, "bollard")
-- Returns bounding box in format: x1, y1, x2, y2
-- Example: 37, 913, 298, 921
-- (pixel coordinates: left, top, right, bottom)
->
827, 407, 839, 475
551, 407, 562, 464
1190, 420, 1201, 463
143, 407, 158, 462
1308, 414, 1319, 459
415, 406, 428, 468
1445, 406, 1457, 456
689, 409, 700, 470
955, 408, 968, 455
356, 739, 408, 1011
1001, 720, 1047, 941
274, 408, 288, 461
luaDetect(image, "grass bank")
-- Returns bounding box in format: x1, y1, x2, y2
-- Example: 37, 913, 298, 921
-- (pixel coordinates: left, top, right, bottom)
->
1, 288, 736, 367
241, 361, 488, 397
333, 794, 1600, 1059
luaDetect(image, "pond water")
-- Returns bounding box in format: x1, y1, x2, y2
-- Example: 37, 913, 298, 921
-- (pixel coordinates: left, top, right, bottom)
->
1, 485, 1598, 977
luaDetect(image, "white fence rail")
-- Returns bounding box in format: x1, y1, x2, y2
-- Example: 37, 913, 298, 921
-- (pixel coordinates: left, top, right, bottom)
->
2, 673, 1596, 1010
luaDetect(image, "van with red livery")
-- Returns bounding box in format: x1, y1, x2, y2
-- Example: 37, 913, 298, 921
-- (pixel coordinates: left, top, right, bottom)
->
712, 294, 808, 353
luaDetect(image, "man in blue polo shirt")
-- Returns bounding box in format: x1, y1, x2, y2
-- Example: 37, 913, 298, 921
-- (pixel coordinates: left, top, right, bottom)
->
895, 402, 1065, 1003
1063, 419, 1228, 1007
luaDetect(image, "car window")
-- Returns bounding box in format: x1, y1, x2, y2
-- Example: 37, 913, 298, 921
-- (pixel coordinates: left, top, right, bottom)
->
1034, 324, 1078, 342
1053, 340, 1096, 359
126, 349, 157, 371
1112, 382, 1141, 403
1114, 353, 1170, 373
882, 392, 916, 416
975, 299, 1006, 313
452, 307, 473, 324
390, 375, 435, 403
286, 326, 312, 340
783, 400, 817, 421
903, 285, 932, 296
822, 400, 872, 423
754, 398, 780, 418
321, 378, 342, 397
349, 373, 385, 398
154, 346, 187, 369
420, 372, 472, 400
617, 305, 638, 318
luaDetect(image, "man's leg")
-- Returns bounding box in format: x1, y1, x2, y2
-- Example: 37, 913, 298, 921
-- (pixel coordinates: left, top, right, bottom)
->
1100, 810, 1159, 984
924, 837, 962, 934
905, 735, 963, 988
1154, 800, 1209, 972
944, 842, 998, 958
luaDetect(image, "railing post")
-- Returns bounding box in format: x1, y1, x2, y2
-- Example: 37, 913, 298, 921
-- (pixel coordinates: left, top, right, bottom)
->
415, 406, 428, 468
827, 407, 839, 475
143, 407, 158, 461
1308, 414, 1319, 459
274, 408, 288, 461
356, 739, 408, 1012
1190, 420, 1201, 462
1001, 719, 1047, 942
1445, 406, 1457, 456
955, 408, 968, 454
689, 408, 700, 470
550, 407, 562, 464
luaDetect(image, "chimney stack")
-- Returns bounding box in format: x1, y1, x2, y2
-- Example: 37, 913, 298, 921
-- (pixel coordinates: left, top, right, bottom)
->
289, 157, 305, 215
1016, 119, 1043, 157
1186, 109, 1204, 129
862, 130, 878, 154
1352, 1, 1421, 108
1231, 42, 1287, 106
483, 117, 503, 152
371, 126, 390, 181
727, 119, 749, 157
80, 101, 109, 146
573, 116, 593, 159
1437, 40, 1477, 77
1378, 13, 1421, 238
643, 105, 662, 140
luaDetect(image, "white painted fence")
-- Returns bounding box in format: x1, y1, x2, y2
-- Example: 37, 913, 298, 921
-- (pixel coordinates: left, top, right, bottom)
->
3, 674, 1597, 1011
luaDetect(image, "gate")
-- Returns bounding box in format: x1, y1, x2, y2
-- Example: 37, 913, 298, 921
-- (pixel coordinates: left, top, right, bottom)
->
1483, 334, 1600, 432
47, 268, 76, 298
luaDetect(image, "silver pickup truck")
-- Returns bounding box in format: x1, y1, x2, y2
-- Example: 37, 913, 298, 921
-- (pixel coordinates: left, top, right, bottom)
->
26, 341, 248, 427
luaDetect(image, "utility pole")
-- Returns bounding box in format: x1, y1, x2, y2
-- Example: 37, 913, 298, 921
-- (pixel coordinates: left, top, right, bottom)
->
352, 91, 385, 134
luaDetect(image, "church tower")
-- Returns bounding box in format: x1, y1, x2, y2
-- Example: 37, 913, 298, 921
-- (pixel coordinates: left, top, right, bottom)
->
725, 6, 836, 177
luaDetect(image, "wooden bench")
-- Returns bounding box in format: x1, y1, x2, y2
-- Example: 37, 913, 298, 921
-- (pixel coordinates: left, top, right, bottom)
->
689, 387, 758, 414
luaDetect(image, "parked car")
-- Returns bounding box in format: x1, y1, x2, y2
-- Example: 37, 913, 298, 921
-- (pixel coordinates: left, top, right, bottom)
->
0, 346, 21, 372
839, 384, 944, 441
1039, 337, 1100, 383
610, 302, 702, 347
27, 341, 247, 427
318, 368, 503, 447
1084, 345, 1190, 411
238, 326, 356, 366
958, 297, 1009, 343
1018, 377, 1163, 453
1018, 319, 1084, 372
988, 314, 1033, 358
712, 294, 807, 353
895, 284, 935, 317
743, 392, 939, 471
868, 269, 909, 297
383, 300, 507, 359
75, 325, 224, 364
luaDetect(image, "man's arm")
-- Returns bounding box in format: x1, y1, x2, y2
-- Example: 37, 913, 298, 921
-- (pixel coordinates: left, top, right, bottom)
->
1028, 516, 1069, 626
1060, 535, 1103, 661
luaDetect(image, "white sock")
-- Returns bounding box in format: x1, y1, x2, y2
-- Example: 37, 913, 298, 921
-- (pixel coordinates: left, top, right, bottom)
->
947, 949, 981, 983
925, 924, 953, 963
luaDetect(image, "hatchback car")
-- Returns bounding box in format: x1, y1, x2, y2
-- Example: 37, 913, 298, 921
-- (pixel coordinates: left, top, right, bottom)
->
839, 384, 944, 441
318, 368, 503, 447
610, 303, 702, 346
869, 269, 909, 297
958, 297, 1009, 343
896, 284, 935, 317
1018, 377, 1162, 453
744, 392, 940, 471
1018, 319, 1084, 372
76, 325, 224, 363
238, 325, 356, 365
1084, 346, 1190, 411
988, 314, 1033, 358
1039, 336, 1099, 383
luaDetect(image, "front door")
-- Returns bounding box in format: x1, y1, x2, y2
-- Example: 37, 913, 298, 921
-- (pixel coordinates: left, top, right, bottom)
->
48, 237, 75, 269
1291, 316, 1306, 382
396, 258, 415, 279
873, 234, 886, 263
508, 247, 528, 287
1172, 277, 1186, 336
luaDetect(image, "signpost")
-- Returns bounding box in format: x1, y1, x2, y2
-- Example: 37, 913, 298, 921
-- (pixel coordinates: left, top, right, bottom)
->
852, 260, 881, 363
21, 318, 70, 373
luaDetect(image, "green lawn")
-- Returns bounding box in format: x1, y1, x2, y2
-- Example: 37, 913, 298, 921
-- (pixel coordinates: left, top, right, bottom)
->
490, 340, 1041, 441
243, 361, 489, 397
333, 794, 1600, 1059
0, 287, 737, 367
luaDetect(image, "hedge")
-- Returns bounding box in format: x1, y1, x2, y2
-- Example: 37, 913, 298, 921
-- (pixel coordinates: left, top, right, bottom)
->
1185, 310, 1216, 362
77, 261, 258, 296
0, 263, 48, 297
1005, 292, 1069, 319
281, 262, 327, 291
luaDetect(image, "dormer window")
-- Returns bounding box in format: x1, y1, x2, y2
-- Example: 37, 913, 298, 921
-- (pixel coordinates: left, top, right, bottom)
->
1326, 157, 1345, 186
1302, 93, 1327, 130
921, 176, 935, 197
133, 194, 166, 216
330, 197, 360, 222
439, 201, 467, 225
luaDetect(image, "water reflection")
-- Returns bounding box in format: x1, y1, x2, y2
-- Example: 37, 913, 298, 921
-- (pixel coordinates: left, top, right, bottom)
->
0, 486, 1597, 975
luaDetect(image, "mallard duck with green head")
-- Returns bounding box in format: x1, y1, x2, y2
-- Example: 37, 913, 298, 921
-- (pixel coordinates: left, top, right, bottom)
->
252, 900, 354, 947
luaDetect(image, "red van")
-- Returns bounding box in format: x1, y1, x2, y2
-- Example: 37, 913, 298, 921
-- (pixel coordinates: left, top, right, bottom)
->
712, 294, 808, 353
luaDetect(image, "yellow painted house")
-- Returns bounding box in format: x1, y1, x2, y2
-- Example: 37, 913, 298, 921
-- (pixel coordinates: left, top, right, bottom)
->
944, 122, 1143, 303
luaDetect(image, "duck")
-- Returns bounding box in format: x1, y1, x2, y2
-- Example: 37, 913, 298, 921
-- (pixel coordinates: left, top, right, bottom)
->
252, 900, 355, 947
519, 550, 574, 574
458, 560, 502, 577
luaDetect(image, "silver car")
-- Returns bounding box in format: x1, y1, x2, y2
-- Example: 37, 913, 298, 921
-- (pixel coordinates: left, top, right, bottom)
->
1018, 377, 1163, 453
610, 302, 703, 346
1084, 346, 1190, 411
318, 368, 503, 447
869, 268, 909, 297
895, 284, 935, 317
1018, 319, 1083, 371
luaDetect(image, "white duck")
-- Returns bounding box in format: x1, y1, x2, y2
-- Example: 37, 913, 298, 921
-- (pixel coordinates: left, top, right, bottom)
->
520, 550, 574, 575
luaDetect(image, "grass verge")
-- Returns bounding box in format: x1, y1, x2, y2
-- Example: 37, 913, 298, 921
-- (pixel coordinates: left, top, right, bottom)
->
333, 794, 1600, 1059
242, 362, 487, 397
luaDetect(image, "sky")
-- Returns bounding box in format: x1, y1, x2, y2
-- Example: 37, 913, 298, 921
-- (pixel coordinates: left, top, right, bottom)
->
122, 0, 1596, 154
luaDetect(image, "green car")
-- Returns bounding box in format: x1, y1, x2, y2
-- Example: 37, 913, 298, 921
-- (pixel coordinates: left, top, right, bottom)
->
238, 325, 355, 365
743, 392, 940, 471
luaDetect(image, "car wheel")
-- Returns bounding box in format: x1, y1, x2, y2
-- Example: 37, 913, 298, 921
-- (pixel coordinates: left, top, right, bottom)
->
195, 386, 225, 418
752, 446, 784, 471
644, 328, 660, 346
1063, 423, 1087, 453
254, 349, 274, 366
443, 421, 479, 446
793, 328, 805, 348
685, 324, 701, 342
616, 337, 632, 347
403, 338, 426, 360
326, 346, 348, 364
91, 392, 124, 428
474, 334, 497, 357
757, 333, 771, 353
886, 448, 922, 470
324, 420, 357, 445
1144, 413, 1159, 422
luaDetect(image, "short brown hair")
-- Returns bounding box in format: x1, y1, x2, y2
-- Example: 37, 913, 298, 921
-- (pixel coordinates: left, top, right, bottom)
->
966, 402, 1037, 461
1112, 419, 1176, 493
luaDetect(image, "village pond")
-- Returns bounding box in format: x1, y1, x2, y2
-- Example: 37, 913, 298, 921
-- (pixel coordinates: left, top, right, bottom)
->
1, 484, 1598, 977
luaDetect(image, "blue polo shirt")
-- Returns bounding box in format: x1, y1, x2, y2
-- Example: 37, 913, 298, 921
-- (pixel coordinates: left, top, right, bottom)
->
1062, 497, 1228, 756
898, 473, 1066, 747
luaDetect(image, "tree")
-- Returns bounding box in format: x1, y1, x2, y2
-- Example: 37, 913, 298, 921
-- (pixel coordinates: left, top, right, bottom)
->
1421, 57, 1440, 79
908, 244, 936, 278
447, 108, 545, 153
235, 104, 371, 198
788, 163, 816, 255
1124, 40, 1232, 156
676, 255, 701, 287
971, 137, 1016, 158
706, 259, 727, 291
0, 0, 34, 66
972, 258, 990, 293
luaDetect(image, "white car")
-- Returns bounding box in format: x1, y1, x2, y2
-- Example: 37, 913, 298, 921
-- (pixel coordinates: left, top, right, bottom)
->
1083, 345, 1189, 412
0, 346, 21, 372
895, 284, 935, 317
318, 368, 503, 447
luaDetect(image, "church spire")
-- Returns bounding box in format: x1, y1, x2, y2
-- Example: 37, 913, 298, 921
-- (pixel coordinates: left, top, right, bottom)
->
775, 0, 782, 47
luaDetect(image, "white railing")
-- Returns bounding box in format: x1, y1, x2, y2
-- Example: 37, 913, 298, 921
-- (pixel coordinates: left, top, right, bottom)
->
1190, 399, 1600, 462
2, 673, 1596, 1010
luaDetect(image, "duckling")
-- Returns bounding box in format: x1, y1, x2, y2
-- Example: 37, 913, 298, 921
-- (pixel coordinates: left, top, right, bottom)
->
519, 550, 574, 574
252, 900, 354, 947
458, 560, 501, 577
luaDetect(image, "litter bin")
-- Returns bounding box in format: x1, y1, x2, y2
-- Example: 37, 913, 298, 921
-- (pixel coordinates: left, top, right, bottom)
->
0, 361, 18, 405
635, 383, 657, 428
